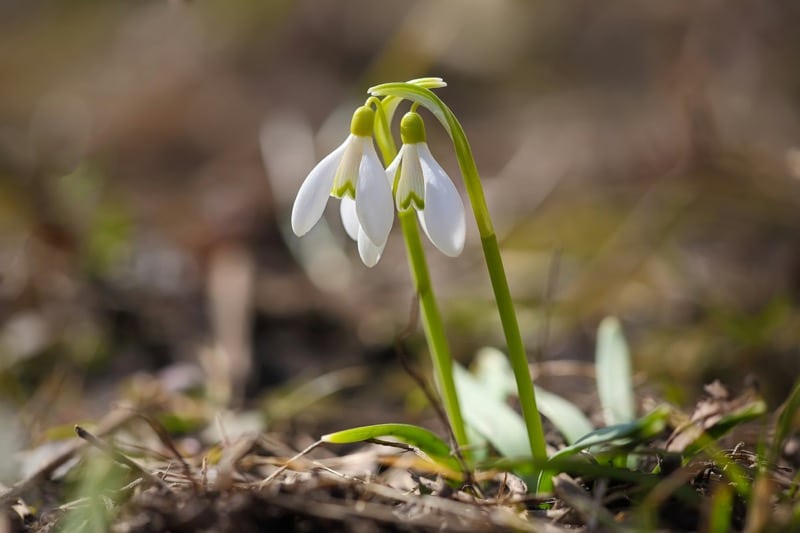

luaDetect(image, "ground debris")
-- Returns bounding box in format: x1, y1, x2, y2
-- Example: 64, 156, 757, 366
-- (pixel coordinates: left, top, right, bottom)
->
101, 467, 550, 533
9, 418, 558, 533
7, 378, 800, 532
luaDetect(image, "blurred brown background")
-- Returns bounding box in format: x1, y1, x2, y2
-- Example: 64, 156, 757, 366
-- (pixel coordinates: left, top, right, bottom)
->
1, 0, 800, 467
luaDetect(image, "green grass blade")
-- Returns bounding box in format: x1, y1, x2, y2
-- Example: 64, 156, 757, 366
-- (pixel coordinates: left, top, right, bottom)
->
771, 377, 800, 463
549, 405, 671, 462
321, 423, 459, 471
595, 317, 636, 426
707, 485, 734, 533
61, 454, 125, 532
681, 398, 767, 457
482, 453, 700, 505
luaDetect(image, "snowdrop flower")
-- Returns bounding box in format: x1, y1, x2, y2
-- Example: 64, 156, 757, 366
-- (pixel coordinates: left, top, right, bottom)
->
291, 106, 394, 267
386, 111, 465, 257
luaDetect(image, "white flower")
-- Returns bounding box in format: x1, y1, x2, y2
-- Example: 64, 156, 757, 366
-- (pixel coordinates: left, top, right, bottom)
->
339, 197, 385, 267
291, 107, 394, 267
386, 113, 465, 257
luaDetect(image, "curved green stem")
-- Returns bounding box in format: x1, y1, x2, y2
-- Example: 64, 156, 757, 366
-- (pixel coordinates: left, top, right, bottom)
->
371, 98, 470, 460
398, 211, 469, 457
369, 83, 548, 478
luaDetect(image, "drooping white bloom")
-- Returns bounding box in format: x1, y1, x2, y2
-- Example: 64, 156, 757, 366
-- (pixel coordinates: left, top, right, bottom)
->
339, 197, 385, 267
291, 106, 394, 267
385, 112, 465, 257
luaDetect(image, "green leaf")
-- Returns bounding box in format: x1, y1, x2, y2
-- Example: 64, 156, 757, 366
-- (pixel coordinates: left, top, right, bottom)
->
157, 412, 206, 435
549, 405, 671, 462
708, 485, 734, 533
472, 347, 594, 445
471, 346, 517, 399
535, 386, 595, 446
772, 377, 800, 463
681, 398, 767, 457
61, 454, 127, 532
321, 423, 459, 471
453, 363, 531, 459
595, 316, 636, 426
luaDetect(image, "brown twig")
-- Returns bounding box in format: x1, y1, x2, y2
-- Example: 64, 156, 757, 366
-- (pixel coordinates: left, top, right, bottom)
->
258, 439, 324, 488
74, 425, 171, 491
0, 408, 138, 507
215, 434, 260, 491
132, 412, 199, 492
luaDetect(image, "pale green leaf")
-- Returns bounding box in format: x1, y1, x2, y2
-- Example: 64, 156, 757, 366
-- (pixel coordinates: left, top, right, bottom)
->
596, 316, 636, 425
454, 363, 531, 459
472, 347, 594, 445
321, 423, 459, 471
549, 405, 671, 462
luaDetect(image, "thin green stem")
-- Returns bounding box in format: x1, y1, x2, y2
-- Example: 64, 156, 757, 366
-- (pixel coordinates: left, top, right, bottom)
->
479, 235, 547, 464
398, 211, 470, 456
369, 82, 549, 479
452, 118, 550, 485
370, 98, 470, 460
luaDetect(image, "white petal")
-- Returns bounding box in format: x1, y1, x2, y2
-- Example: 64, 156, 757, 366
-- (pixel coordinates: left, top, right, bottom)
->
355, 141, 394, 246
291, 137, 349, 236
417, 143, 465, 257
395, 143, 425, 211
331, 134, 361, 198
339, 197, 359, 241
357, 227, 384, 267
385, 144, 405, 186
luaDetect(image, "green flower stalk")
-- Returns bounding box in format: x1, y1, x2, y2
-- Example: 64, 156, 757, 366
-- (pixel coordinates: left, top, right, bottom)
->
397, 210, 470, 457
377, 102, 470, 460
290, 77, 548, 482
290, 82, 471, 458
369, 82, 549, 474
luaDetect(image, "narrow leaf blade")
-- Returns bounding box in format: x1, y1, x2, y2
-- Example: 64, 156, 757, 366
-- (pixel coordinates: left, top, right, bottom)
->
534, 386, 595, 445
453, 363, 531, 459
472, 347, 594, 445
596, 316, 636, 426
550, 405, 670, 462
321, 423, 458, 470
772, 377, 800, 463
